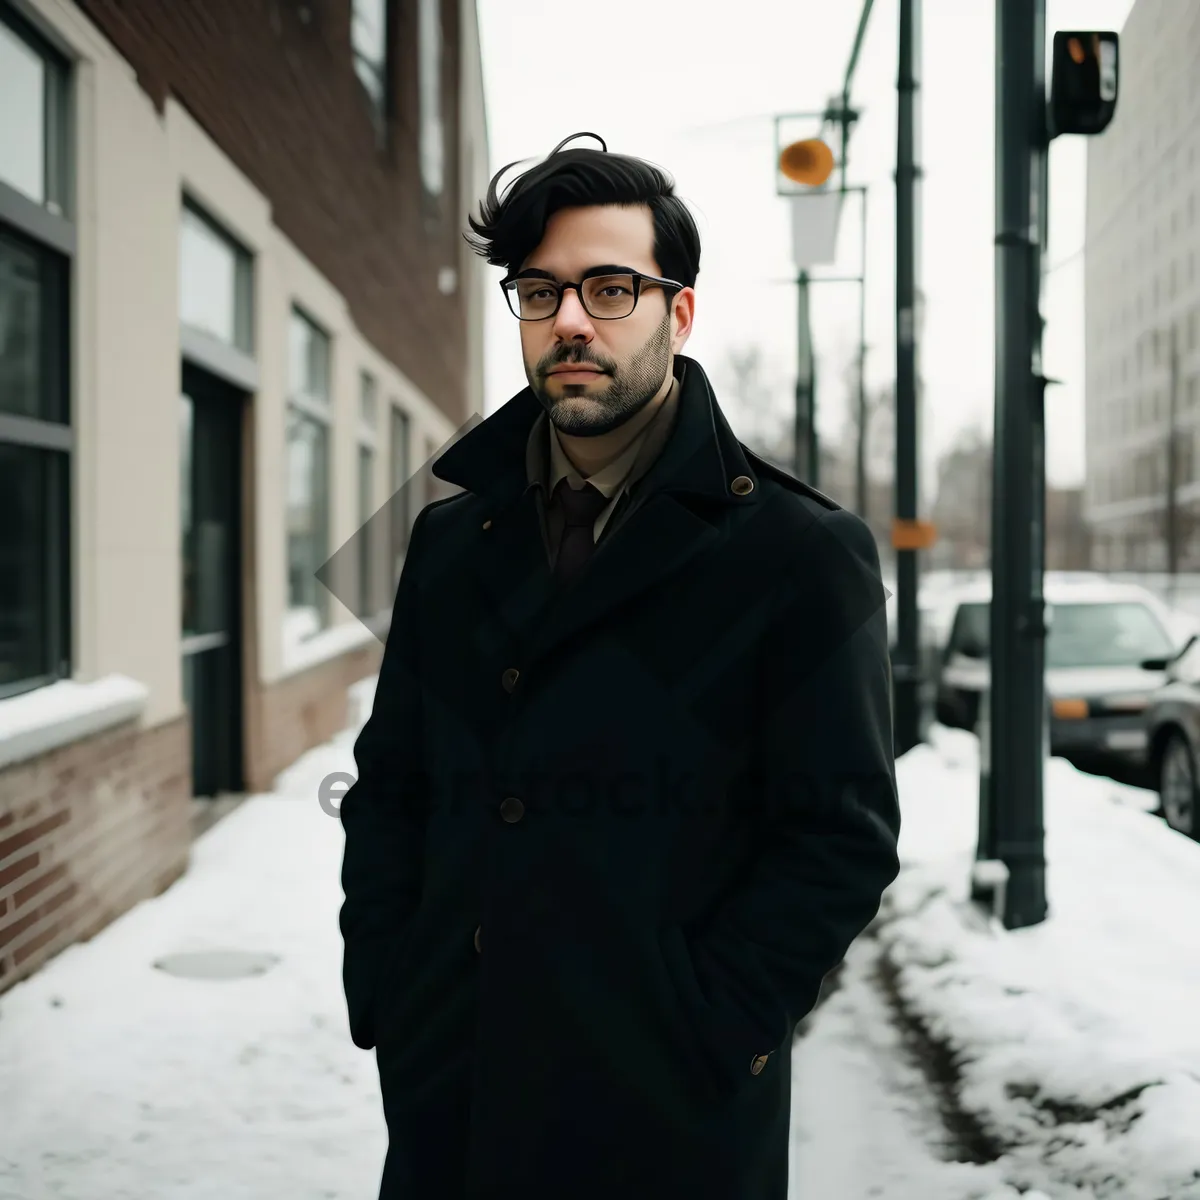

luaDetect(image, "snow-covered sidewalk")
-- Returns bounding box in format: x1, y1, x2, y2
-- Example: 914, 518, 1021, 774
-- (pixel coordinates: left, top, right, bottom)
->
884, 726, 1200, 1200
0, 681, 387, 1200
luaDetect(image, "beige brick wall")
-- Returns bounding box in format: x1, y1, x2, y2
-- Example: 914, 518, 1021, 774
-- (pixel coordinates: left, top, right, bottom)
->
0, 717, 191, 992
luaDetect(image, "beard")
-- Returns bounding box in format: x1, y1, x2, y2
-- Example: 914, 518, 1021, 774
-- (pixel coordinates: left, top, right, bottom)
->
527, 314, 673, 437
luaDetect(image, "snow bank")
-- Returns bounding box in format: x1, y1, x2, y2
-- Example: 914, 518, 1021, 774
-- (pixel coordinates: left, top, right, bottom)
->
884, 728, 1200, 1199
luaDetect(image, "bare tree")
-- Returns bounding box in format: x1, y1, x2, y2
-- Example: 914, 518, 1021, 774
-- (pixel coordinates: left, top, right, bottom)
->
838, 369, 894, 519
721, 344, 791, 468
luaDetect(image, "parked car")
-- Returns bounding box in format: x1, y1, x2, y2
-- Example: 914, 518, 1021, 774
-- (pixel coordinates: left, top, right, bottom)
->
1141, 633, 1200, 839
886, 573, 979, 717
934, 577, 1181, 776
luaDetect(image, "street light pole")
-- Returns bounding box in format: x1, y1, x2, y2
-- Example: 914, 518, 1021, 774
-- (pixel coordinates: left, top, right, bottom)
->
986, 0, 1049, 928
794, 269, 818, 485
857, 187, 870, 519
893, 0, 924, 755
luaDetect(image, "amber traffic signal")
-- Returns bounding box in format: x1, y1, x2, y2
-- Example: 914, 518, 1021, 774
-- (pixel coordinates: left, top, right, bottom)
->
1049, 30, 1118, 137
778, 138, 835, 187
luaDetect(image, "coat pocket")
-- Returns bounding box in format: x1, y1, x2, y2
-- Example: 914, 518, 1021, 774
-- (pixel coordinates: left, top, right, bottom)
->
375, 918, 476, 1100
372, 924, 418, 1048
656, 923, 779, 1100
656, 923, 732, 1100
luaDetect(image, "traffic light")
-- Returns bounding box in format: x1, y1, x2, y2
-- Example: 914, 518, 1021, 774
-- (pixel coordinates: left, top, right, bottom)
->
1049, 31, 1119, 137
778, 138, 835, 187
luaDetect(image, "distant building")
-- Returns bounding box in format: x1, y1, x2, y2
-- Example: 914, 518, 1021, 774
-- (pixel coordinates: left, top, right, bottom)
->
929, 432, 1089, 571
930, 434, 992, 570
1084, 0, 1200, 570
1046, 486, 1092, 571
0, 0, 488, 992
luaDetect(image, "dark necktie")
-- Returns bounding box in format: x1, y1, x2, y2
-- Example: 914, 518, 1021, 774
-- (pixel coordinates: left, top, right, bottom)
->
552, 478, 609, 585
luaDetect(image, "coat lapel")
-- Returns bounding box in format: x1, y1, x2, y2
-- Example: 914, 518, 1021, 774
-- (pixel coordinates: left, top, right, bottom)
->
432, 356, 762, 673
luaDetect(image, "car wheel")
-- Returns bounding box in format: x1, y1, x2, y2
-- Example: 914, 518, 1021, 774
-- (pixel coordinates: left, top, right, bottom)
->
1159, 732, 1199, 839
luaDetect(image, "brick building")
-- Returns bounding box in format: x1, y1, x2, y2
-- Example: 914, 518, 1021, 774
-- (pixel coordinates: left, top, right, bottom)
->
0, 0, 489, 991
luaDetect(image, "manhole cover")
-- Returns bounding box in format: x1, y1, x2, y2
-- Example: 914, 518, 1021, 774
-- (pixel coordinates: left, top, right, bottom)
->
153, 950, 281, 980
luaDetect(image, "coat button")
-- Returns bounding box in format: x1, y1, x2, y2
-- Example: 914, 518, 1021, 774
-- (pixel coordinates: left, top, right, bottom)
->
750, 1053, 769, 1076
482, 519, 492, 529
474, 925, 481, 953
501, 667, 520, 692
730, 475, 754, 496
500, 796, 525, 823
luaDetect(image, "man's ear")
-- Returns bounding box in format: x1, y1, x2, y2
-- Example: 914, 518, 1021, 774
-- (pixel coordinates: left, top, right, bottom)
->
671, 287, 696, 352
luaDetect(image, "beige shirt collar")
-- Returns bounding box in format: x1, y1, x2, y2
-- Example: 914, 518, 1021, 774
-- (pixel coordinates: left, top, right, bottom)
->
525, 375, 681, 542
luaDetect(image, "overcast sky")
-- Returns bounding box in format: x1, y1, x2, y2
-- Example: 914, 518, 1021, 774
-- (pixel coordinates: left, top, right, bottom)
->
474, 0, 1137, 493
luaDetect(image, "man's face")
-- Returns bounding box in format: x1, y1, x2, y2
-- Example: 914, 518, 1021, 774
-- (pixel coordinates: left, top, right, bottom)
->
515, 205, 694, 437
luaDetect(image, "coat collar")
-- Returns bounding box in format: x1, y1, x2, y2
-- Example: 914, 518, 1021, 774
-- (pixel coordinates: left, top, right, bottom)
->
432, 355, 760, 517
430, 355, 763, 672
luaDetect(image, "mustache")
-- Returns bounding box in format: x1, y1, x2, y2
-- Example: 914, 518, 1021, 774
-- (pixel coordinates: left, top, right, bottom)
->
540, 349, 614, 374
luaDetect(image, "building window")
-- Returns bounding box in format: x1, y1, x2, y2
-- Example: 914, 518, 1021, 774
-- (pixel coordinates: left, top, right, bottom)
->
357, 371, 378, 618
0, 9, 71, 701
352, 0, 390, 143
285, 308, 332, 646
424, 434, 439, 506
390, 405, 411, 587
0, 8, 69, 216
418, 0, 444, 196
179, 201, 253, 352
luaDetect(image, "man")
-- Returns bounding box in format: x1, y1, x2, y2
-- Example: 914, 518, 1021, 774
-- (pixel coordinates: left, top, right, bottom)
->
339, 132, 900, 1200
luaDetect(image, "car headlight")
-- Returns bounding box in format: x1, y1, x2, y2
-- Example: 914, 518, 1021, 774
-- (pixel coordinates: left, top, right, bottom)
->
1099, 694, 1150, 713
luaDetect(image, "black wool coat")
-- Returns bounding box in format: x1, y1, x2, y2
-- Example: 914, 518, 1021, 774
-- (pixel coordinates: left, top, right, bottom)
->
339, 354, 900, 1200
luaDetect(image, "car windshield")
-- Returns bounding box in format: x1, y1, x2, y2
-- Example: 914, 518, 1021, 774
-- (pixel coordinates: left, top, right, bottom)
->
1046, 603, 1175, 667
948, 600, 1175, 668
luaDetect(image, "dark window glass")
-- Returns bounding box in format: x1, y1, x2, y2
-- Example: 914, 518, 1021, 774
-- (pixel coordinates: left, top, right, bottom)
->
0, 443, 69, 695
0, 225, 67, 422
949, 603, 989, 659
390, 407, 411, 586
358, 442, 375, 617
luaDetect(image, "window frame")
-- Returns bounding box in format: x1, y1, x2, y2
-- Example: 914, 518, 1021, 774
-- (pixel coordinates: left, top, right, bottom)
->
417, 0, 445, 199
351, 0, 392, 147
284, 306, 333, 639
389, 403, 412, 588
0, 3, 73, 701
0, 2, 71, 219
179, 196, 255, 358
356, 370, 379, 618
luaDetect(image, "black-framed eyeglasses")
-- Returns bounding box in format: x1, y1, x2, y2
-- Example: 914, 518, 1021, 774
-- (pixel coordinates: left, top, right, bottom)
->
499, 267, 684, 322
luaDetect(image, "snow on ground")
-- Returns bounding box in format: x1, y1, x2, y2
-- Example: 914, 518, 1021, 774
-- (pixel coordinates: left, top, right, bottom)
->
884, 726, 1200, 1200
5, 670, 1199, 1200
789, 932, 1038, 1200
0, 682, 385, 1200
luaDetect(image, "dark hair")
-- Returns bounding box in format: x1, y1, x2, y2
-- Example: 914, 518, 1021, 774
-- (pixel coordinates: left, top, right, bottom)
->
464, 132, 701, 288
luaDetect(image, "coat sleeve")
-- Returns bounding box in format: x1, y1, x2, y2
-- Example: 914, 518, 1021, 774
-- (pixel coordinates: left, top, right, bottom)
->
338, 502, 434, 1050
687, 506, 900, 1086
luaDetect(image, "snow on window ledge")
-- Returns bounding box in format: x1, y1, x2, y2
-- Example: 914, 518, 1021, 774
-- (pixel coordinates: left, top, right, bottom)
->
0, 675, 150, 772
279, 619, 382, 680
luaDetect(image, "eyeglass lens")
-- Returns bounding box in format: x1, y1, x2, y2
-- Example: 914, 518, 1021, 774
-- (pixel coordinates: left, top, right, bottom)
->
508, 274, 637, 320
